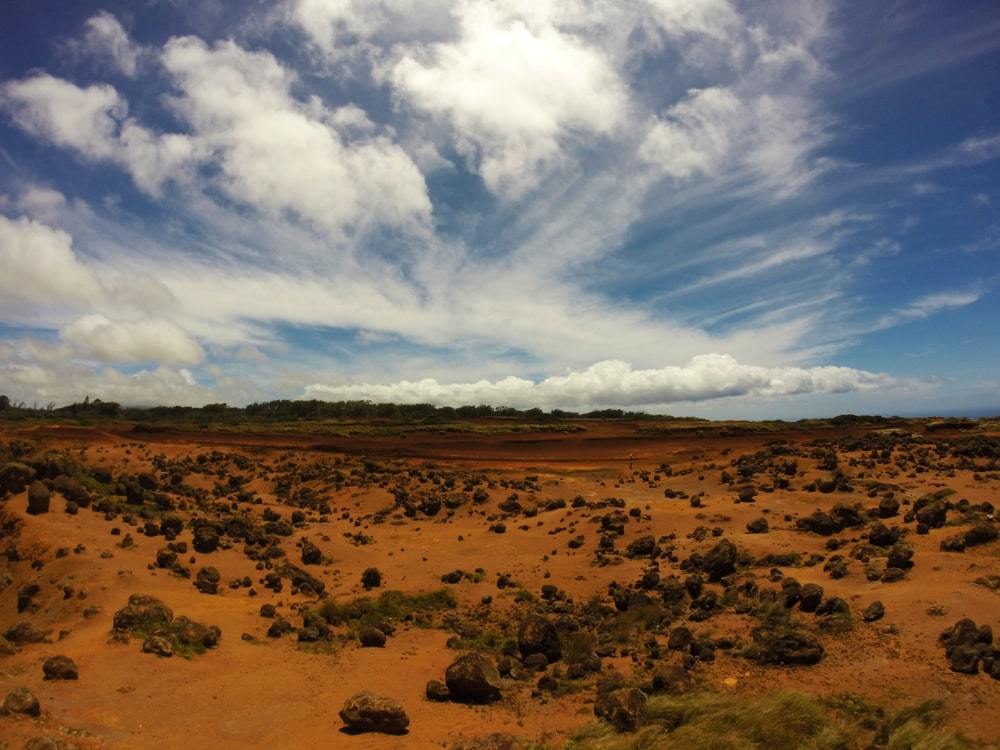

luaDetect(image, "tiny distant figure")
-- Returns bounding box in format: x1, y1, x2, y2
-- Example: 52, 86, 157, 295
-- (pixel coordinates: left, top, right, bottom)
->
629, 453, 634, 471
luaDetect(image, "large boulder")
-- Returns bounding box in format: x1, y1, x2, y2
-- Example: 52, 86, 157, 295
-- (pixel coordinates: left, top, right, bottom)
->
192, 526, 220, 554
517, 616, 561, 663
339, 692, 409, 734
445, 653, 502, 703
796, 511, 837, 536
26, 481, 51, 515
703, 539, 738, 581
2, 687, 40, 716
195, 567, 220, 595
42, 655, 78, 680
747, 627, 824, 665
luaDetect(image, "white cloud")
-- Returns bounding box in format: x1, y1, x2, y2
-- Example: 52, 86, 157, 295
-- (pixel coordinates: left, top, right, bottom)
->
305, 354, 898, 408
1, 74, 125, 159
0, 73, 198, 193
390, 0, 628, 196
640, 87, 829, 192
0, 216, 104, 314
16, 186, 67, 221
871, 291, 982, 331
78, 11, 145, 77
60, 314, 204, 365
162, 36, 431, 235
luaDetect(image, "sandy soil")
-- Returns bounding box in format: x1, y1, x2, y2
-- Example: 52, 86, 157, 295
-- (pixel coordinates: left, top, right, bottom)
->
0, 421, 997, 749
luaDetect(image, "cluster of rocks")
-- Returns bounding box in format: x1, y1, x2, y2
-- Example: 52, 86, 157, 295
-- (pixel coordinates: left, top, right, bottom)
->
939, 618, 1000, 679
112, 593, 221, 658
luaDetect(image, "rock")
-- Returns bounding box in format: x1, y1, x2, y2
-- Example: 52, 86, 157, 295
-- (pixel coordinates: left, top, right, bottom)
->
878, 497, 900, 518
195, 567, 221, 595
650, 664, 692, 695
796, 511, 837, 536
667, 626, 692, 651
702, 539, 738, 581
339, 692, 409, 734
301, 540, 322, 565
16, 583, 40, 614
26, 481, 51, 515
868, 522, 893, 547
887, 545, 914, 570
748, 627, 824, 665
915, 501, 947, 529
746, 517, 769, 534
155, 548, 178, 569
426, 680, 450, 702
193, 525, 219, 553
173, 617, 221, 649
626, 535, 659, 559
594, 687, 647, 732
359, 627, 386, 648
113, 594, 174, 631
862, 601, 885, 622
361, 567, 383, 589
518, 616, 561, 662
799, 583, 824, 613
948, 644, 981, 674
445, 653, 502, 703
142, 635, 173, 657
42, 655, 78, 680
964, 524, 998, 548
2, 687, 40, 716
4, 621, 48, 645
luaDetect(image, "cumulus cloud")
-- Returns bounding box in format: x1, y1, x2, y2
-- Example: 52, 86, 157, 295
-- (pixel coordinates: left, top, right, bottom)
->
390, 0, 628, 196
76, 11, 145, 77
0, 216, 104, 315
0, 74, 198, 193
162, 36, 431, 235
305, 354, 898, 408
60, 314, 205, 365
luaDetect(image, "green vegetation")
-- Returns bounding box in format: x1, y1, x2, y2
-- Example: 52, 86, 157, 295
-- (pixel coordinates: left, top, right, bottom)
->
561, 690, 972, 750
315, 588, 456, 632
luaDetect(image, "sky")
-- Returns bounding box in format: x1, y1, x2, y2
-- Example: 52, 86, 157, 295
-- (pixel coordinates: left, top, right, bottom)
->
0, 0, 998, 418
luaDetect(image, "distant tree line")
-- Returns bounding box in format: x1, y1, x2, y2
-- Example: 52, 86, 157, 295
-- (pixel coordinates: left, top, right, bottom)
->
0, 395, 669, 423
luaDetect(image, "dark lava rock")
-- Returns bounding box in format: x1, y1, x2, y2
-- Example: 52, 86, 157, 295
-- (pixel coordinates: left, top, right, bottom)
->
195, 567, 221, 595
339, 692, 409, 734
2, 687, 40, 716
27, 481, 51, 515
361, 567, 383, 589
359, 627, 387, 648
301, 540, 322, 565
141, 635, 173, 657
113, 594, 174, 631
799, 583, 824, 613
878, 497, 900, 518
796, 511, 837, 536
518, 615, 561, 663
4, 621, 48, 645
746, 517, 769, 534
868, 522, 893, 547
42, 655, 78, 680
594, 687, 647, 732
862, 601, 885, 622
445, 653, 502, 703
702, 539, 738, 581
747, 627, 824, 665
915, 501, 947, 529
192, 526, 219, 554
426, 680, 450, 702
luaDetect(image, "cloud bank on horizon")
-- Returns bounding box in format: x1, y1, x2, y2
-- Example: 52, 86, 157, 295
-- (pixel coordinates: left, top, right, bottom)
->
0, 0, 997, 417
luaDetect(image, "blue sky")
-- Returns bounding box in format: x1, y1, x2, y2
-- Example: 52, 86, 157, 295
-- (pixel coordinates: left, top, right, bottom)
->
0, 0, 997, 417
